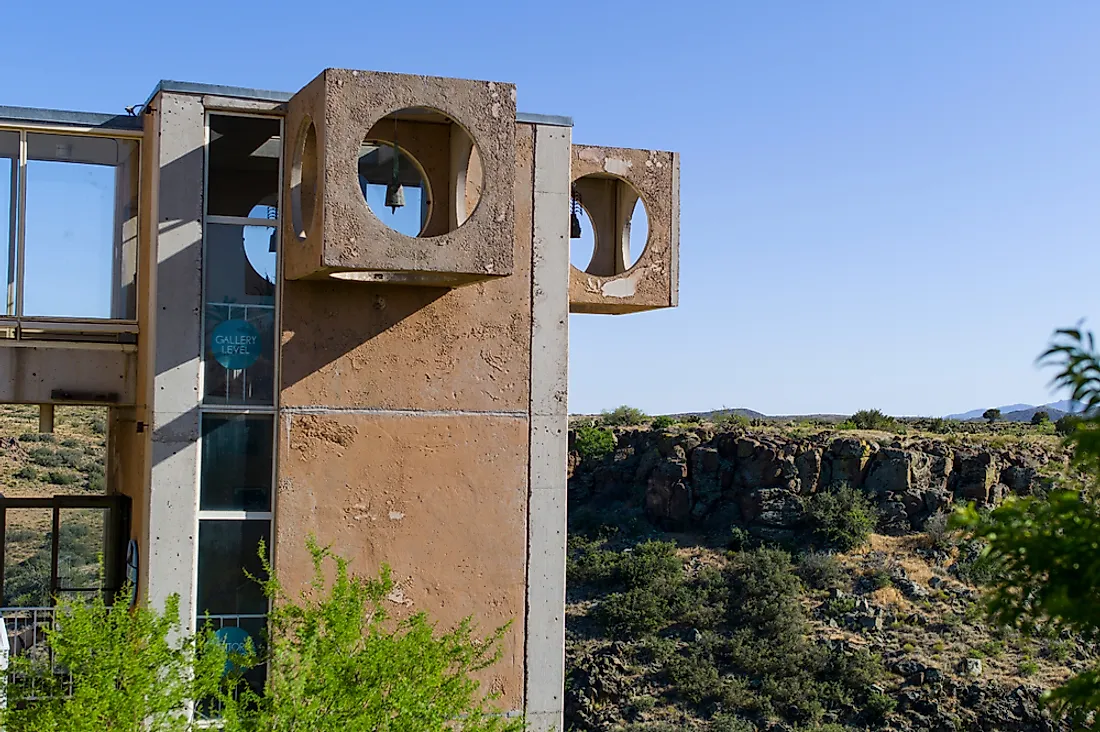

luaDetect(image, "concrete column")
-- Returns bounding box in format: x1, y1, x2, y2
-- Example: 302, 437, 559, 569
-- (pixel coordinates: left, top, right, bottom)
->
38, 404, 54, 433
146, 93, 204, 622
525, 123, 571, 732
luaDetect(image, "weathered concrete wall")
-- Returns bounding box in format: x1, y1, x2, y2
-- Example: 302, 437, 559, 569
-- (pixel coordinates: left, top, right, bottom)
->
0, 347, 135, 404
274, 122, 536, 711
283, 69, 516, 284
568, 145, 679, 314
143, 92, 204, 619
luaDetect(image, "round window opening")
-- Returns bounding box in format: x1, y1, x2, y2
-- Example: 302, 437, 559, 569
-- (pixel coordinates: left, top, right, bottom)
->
358, 107, 482, 238
570, 174, 649, 277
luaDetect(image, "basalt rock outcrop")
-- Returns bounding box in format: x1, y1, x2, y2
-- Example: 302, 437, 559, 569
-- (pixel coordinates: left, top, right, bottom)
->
568, 428, 1066, 536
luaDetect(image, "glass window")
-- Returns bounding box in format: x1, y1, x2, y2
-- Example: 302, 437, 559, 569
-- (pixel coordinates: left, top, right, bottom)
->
2, 507, 52, 607
0, 131, 16, 316
203, 223, 276, 405
207, 115, 280, 218
200, 414, 273, 511
22, 133, 138, 319
196, 520, 270, 617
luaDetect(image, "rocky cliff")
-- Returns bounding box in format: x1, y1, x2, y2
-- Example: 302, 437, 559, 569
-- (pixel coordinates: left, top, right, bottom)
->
565, 425, 1082, 732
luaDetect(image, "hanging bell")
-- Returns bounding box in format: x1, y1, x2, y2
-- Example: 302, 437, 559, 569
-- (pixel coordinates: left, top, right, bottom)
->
385, 181, 406, 212
570, 210, 582, 239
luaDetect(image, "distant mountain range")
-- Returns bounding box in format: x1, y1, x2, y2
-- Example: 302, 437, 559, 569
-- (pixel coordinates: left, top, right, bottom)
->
946, 400, 1087, 422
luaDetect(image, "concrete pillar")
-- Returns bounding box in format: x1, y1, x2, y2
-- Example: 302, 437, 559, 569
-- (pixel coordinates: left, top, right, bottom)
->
525, 122, 571, 732
145, 92, 204, 622
38, 404, 54, 433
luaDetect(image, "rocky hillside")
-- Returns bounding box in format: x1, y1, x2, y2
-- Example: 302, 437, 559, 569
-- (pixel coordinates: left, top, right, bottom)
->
565, 422, 1085, 731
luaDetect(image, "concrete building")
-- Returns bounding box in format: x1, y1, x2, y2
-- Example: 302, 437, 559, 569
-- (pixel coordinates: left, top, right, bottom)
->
0, 68, 678, 729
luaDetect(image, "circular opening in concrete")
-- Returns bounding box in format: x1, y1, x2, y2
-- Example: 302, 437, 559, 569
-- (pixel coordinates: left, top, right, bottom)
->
571, 173, 650, 277
359, 107, 482, 238
290, 117, 317, 241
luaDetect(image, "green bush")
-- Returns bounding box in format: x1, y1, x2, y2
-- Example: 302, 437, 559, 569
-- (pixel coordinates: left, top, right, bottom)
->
650, 415, 675, 430
14, 465, 37, 480
1031, 410, 1051, 425
798, 551, 846, 591
46, 469, 79, 486
707, 713, 755, 732
220, 538, 520, 732
597, 586, 677, 635
849, 409, 895, 431
90, 417, 106, 435
680, 414, 702, 424
806, 483, 878, 551
865, 690, 897, 721
60, 437, 81, 448
574, 425, 616, 463
29, 446, 63, 467
1056, 414, 1082, 436
713, 412, 751, 429
601, 405, 648, 427
1, 590, 225, 732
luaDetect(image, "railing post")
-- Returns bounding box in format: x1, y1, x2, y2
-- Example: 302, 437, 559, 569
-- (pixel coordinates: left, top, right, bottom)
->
0, 612, 9, 725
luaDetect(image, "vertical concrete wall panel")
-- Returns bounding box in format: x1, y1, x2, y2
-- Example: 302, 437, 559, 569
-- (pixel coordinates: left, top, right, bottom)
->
525, 123, 571, 731
146, 92, 204, 621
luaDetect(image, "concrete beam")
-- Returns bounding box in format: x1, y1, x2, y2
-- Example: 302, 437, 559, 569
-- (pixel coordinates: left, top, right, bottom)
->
0, 346, 136, 404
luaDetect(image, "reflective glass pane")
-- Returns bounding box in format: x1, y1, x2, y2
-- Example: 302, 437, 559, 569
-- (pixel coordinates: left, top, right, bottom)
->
208, 115, 280, 218
201, 414, 273, 511
3, 508, 52, 607
23, 134, 139, 319
204, 223, 276, 405
0, 130, 15, 316
57, 507, 107, 591
196, 520, 269, 616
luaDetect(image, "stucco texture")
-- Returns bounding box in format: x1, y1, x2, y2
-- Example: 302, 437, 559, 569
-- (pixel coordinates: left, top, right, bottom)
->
569, 145, 679, 314
283, 68, 516, 285
273, 412, 529, 708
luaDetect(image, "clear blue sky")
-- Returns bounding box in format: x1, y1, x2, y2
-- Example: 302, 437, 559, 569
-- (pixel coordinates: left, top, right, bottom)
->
4, 2, 1098, 417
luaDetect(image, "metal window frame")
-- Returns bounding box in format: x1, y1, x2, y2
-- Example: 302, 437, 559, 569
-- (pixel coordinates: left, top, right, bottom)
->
193, 109, 283, 634
0, 494, 132, 607
0, 125, 141, 336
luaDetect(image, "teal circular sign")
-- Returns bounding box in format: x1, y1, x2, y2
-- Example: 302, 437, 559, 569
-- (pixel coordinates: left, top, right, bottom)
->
214, 626, 252, 675
211, 319, 261, 370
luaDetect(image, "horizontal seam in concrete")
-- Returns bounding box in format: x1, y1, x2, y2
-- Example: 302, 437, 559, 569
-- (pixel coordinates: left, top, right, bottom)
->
280, 406, 528, 418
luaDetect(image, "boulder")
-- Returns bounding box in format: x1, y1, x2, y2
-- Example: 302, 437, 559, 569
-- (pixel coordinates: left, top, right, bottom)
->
795, 448, 822, 494
644, 460, 691, 527
740, 488, 804, 528
953, 451, 999, 504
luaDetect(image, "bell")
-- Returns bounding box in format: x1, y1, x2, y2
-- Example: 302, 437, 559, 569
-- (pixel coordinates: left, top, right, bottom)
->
570, 210, 582, 239
385, 181, 405, 213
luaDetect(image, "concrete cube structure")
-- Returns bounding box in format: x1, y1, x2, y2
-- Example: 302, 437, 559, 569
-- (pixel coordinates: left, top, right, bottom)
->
0, 68, 680, 731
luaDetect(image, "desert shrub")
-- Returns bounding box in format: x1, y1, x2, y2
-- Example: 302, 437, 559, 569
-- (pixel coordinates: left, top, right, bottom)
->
218, 538, 522, 732
1019, 659, 1039, 677
924, 511, 956, 550
46, 469, 79, 486
708, 713, 755, 732
29, 446, 63, 467
806, 483, 877, 551
588, 542, 686, 636
952, 539, 1000, 586
574, 425, 616, 463
602, 405, 648, 427
836, 420, 857, 430
87, 472, 106, 493
727, 525, 750, 551
1056, 414, 1082, 436
681, 566, 729, 630
665, 646, 722, 705
0, 590, 225, 732
798, 551, 846, 591
60, 437, 81, 448
1032, 411, 1051, 425
595, 586, 677, 635
58, 448, 84, 469
90, 416, 106, 435
18, 432, 43, 442
713, 412, 751, 429
14, 465, 37, 480
650, 415, 675, 430
865, 690, 897, 721
849, 409, 895, 431
680, 414, 703, 424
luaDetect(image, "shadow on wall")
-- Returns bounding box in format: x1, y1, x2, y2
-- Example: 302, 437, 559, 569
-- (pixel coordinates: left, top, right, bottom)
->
278, 280, 449, 392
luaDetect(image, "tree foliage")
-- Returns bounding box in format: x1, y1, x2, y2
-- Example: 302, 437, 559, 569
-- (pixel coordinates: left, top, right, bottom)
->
220, 538, 522, 732
982, 408, 1001, 423
848, 409, 895, 431
601, 405, 648, 427
953, 323, 1100, 722
1, 591, 225, 732
574, 425, 616, 463
1031, 410, 1050, 425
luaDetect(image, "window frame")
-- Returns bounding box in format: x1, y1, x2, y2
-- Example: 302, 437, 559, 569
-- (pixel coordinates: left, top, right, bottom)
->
193, 110, 283, 634
0, 122, 142, 329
